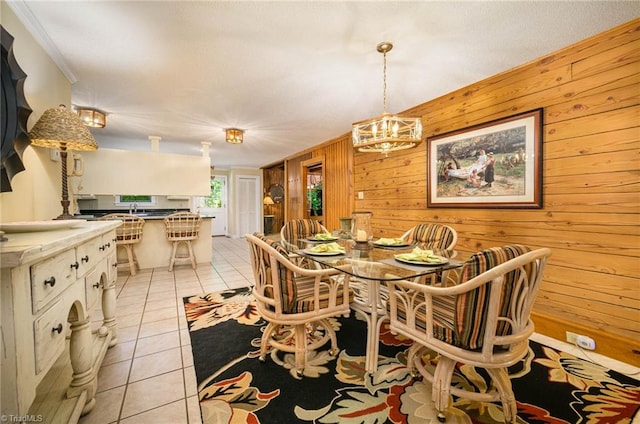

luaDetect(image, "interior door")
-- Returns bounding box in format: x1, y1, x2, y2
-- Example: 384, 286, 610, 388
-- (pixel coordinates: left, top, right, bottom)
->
195, 175, 228, 236
237, 175, 261, 237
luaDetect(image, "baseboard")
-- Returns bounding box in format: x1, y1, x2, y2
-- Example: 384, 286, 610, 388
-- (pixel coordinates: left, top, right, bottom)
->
532, 311, 640, 367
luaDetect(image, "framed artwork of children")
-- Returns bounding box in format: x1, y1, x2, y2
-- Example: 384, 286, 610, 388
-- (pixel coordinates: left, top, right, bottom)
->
427, 108, 543, 208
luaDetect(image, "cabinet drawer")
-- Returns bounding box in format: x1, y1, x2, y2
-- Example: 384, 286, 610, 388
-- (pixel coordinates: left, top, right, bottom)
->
85, 267, 102, 311
34, 301, 67, 374
76, 236, 103, 277
31, 249, 77, 313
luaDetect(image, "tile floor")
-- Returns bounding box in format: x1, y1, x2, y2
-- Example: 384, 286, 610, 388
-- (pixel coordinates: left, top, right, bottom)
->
79, 236, 253, 424
79, 236, 640, 424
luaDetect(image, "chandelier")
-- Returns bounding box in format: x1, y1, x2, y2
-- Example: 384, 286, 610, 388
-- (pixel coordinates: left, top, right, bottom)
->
352, 42, 422, 154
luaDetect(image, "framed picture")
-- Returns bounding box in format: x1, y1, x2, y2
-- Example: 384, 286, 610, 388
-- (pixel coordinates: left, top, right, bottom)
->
427, 108, 543, 208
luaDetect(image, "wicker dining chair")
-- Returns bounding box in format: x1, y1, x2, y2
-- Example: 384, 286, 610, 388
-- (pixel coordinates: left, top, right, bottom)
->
98, 213, 145, 275
246, 233, 351, 378
386, 245, 551, 423
164, 212, 202, 271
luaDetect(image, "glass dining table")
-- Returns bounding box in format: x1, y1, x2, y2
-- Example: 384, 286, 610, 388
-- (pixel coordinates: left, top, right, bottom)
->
283, 236, 463, 373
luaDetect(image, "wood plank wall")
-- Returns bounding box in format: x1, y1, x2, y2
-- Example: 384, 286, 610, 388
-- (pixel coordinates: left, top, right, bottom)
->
277, 137, 353, 231
281, 19, 640, 365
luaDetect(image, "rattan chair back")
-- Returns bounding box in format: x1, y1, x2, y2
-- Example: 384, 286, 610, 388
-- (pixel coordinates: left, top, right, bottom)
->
98, 213, 145, 243
164, 212, 202, 241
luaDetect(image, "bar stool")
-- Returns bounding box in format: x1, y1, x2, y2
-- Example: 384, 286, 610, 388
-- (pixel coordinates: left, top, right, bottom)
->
98, 213, 145, 275
164, 212, 202, 271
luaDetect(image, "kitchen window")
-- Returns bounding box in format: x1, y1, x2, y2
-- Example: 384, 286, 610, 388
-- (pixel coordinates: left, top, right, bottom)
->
115, 195, 156, 206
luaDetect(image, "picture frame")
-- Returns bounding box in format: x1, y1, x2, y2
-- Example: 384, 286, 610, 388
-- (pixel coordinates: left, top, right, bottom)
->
427, 108, 543, 208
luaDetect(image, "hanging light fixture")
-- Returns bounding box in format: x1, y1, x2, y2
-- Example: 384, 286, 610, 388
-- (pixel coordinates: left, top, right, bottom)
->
225, 128, 244, 144
352, 42, 422, 155
74, 107, 106, 128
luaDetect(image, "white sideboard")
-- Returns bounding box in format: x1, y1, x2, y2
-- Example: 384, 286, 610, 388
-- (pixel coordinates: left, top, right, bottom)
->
0, 221, 120, 423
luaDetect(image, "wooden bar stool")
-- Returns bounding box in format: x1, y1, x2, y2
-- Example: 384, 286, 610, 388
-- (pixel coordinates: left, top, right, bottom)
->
98, 213, 145, 275
164, 212, 202, 271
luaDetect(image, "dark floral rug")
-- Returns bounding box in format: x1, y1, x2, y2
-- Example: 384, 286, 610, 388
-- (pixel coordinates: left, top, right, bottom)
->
183, 287, 640, 423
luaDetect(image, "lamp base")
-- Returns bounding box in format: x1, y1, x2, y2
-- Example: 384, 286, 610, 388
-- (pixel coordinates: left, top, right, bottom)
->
54, 213, 75, 220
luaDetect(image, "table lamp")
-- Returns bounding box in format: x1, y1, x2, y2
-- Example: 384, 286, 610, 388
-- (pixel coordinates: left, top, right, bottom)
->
28, 105, 98, 220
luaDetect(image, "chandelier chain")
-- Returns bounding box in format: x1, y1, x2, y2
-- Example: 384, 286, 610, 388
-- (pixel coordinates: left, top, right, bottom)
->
382, 50, 387, 113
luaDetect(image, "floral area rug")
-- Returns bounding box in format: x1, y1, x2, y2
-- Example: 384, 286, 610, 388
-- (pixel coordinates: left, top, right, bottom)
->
184, 287, 640, 423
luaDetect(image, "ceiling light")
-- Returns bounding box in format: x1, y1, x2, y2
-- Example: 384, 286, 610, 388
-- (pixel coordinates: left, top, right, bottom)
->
75, 107, 106, 128
225, 128, 244, 144
352, 42, 422, 155
29, 104, 99, 219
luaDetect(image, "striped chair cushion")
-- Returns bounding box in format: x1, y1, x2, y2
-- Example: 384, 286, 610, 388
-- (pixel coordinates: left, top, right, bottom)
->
454, 244, 531, 349
388, 245, 531, 350
281, 219, 326, 243
253, 232, 296, 310
388, 292, 456, 343
253, 232, 349, 313
405, 223, 454, 249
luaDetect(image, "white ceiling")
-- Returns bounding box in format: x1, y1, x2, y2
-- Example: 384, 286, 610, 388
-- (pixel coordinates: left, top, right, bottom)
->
9, 1, 639, 169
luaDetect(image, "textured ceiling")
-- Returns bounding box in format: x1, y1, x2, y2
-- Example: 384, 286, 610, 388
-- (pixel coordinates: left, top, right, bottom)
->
8, 1, 639, 169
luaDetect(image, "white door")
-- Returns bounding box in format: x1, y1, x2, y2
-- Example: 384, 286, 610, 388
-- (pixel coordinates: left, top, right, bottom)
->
195, 175, 228, 236
237, 175, 261, 237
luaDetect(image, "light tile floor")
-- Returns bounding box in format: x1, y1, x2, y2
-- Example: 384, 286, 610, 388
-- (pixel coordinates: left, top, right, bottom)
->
80, 236, 640, 424
79, 236, 253, 424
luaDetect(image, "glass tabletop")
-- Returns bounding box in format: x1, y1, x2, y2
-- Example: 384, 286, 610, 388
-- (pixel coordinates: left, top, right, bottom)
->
284, 238, 463, 281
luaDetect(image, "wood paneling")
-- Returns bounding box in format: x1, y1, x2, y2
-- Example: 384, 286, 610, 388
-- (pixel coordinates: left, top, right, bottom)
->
283, 136, 353, 231
281, 19, 640, 365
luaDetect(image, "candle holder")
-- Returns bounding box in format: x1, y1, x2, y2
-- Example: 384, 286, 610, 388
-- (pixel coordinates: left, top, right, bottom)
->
351, 211, 373, 243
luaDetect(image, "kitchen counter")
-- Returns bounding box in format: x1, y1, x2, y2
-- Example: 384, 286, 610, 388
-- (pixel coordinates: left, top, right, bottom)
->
120, 216, 212, 270
76, 210, 212, 270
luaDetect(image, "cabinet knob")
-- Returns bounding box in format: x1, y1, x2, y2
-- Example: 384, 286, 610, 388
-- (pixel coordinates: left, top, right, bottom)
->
81, 255, 89, 263
112, 263, 118, 268
70, 261, 79, 270
52, 323, 63, 334
99, 245, 106, 251
44, 277, 56, 287
106, 242, 111, 248
93, 282, 101, 289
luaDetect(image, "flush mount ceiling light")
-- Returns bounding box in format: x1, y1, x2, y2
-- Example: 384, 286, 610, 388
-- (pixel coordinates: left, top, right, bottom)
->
74, 107, 106, 128
352, 42, 422, 155
225, 128, 244, 144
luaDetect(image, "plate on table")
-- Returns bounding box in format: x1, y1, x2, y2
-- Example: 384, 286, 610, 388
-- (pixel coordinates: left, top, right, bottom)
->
0, 219, 87, 233
373, 239, 410, 248
394, 255, 449, 266
308, 236, 339, 242
303, 248, 345, 256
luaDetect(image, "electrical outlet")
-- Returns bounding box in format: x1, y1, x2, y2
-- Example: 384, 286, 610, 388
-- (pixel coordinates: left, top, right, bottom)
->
50, 148, 61, 162
566, 331, 596, 350
566, 331, 578, 344
357, 191, 364, 199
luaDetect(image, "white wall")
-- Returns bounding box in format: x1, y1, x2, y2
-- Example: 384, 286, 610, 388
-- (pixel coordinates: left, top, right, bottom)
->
0, 4, 72, 222
78, 148, 210, 196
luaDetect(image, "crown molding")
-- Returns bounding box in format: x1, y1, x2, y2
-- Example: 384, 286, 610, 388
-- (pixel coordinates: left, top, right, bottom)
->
6, 0, 77, 83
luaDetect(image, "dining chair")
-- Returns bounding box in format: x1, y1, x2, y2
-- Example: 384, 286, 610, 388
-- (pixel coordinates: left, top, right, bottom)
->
279, 219, 331, 268
246, 233, 352, 378
280, 219, 330, 247
164, 211, 202, 271
97, 213, 145, 275
386, 245, 551, 423
401, 223, 458, 251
